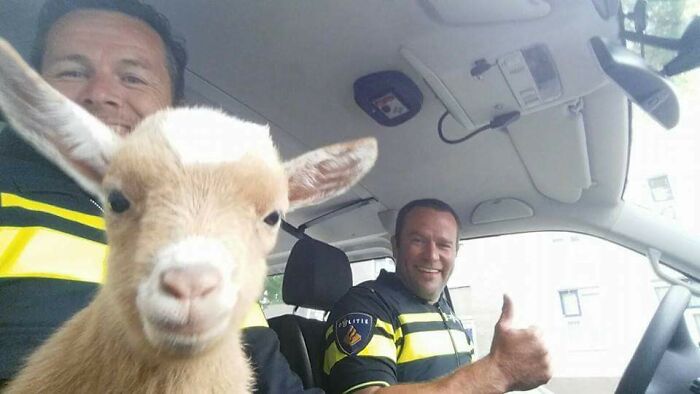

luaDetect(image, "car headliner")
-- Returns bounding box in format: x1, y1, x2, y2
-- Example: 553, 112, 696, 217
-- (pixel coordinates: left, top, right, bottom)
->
2, 0, 699, 280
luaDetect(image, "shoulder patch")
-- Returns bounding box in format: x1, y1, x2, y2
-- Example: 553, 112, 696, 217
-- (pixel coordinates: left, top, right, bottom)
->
334, 312, 374, 356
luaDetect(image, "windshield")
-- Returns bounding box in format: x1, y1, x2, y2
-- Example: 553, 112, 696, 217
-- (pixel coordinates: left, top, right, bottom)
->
622, 0, 700, 238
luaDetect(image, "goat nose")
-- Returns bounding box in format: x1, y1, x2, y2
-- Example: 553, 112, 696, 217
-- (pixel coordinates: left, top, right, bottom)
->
160, 265, 222, 300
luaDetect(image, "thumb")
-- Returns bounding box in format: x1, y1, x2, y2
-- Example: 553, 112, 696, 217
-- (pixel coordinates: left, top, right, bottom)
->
497, 293, 514, 328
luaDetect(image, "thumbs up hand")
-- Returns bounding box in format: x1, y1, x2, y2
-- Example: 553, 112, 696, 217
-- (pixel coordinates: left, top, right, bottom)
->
489, 294, 552, 392
496, 293, 515, 328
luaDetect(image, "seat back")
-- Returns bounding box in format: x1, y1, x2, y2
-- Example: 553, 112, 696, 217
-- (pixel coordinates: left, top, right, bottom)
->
268, 237, 352, 388
268, 314, 326, 388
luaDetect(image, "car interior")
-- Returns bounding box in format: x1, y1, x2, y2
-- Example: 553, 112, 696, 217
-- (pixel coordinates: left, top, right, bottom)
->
2, 0, 700, 393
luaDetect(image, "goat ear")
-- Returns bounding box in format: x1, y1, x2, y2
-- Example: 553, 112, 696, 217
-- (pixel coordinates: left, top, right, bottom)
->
0, 38, 117, 198
285, 137, 377, 211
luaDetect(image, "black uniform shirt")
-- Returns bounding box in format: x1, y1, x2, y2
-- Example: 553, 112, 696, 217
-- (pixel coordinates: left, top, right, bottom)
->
323, 270, 474, 393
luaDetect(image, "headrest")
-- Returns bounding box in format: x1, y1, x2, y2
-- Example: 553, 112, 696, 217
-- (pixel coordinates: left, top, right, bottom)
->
282, 237, 352, 310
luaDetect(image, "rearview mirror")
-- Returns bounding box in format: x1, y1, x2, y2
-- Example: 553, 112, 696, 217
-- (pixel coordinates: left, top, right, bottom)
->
591, 36, 679, 130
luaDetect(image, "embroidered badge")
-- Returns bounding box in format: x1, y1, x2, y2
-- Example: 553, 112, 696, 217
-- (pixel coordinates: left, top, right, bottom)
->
334, 312, 374, 356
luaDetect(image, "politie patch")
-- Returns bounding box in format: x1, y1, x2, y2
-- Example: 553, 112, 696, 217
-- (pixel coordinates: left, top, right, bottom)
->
334, 312, 374, 356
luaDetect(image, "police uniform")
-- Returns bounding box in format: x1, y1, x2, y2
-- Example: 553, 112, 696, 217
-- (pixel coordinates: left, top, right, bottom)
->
0, 121, 312, 393
323, 270, 474, 393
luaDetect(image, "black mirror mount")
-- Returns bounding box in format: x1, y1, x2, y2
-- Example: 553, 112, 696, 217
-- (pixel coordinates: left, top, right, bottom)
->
621, 3, 700, 78
662, 16, 700, 77
624, 0, 647, 34
591, 36, 679, 129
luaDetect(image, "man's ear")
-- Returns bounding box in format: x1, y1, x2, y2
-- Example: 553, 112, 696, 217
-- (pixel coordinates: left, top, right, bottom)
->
391, 235, 399, 259
285, 137, 377, 211
0, 38, 118, 198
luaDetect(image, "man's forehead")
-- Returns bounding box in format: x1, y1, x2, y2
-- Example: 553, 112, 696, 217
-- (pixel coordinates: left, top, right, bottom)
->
406, 207, 457, 224
44, 53, 152, 69
43, 9, 167, 67
405, 228, 456, 241
402, 207, 458, 236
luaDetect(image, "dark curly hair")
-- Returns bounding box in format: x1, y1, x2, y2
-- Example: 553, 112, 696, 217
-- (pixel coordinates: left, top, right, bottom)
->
30, 0, 188, 104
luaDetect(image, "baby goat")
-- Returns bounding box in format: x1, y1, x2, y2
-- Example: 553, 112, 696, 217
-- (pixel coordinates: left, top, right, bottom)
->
0, 38, 377, 393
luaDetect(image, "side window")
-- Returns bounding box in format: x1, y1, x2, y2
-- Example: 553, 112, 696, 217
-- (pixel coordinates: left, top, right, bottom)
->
351, 257, 394, 285
259, 274, 285, 315
261, 257, 394, 320
449, 231, 697, 390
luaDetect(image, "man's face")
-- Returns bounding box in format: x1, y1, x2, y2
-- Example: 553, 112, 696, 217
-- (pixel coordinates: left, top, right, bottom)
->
394, 207, 459, 304
41, 10, 173, 136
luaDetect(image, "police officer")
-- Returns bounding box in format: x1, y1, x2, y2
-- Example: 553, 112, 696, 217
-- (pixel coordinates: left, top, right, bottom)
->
323, 199, 551, 393
0, 1, 314, 392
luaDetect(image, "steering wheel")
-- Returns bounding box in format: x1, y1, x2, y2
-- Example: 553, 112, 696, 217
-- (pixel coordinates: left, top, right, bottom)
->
615, 285, 691, 394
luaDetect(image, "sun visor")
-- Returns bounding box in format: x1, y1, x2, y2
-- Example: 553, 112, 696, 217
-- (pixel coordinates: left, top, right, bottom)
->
422, 0, 551, 25
507, 101, 593, 203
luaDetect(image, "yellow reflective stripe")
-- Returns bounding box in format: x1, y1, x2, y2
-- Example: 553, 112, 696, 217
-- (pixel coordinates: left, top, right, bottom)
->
374, 318, 394, 337
326, 325, 334, 340
0, 224, 270, 330
398, 312, 442, 324
394, 325, 403, 344
375, 317, 404, 347
397, 329, 473, 364
351, 335, 396, 361
342, 381, 390, 394
1, 193, 105, 231
324, 341, 343, 373
0, 226, 107, 283
323, 333, 396, 374
241, 303, 268, 328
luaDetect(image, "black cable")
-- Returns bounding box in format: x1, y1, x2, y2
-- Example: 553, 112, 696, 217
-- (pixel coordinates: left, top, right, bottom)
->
438, 110, 521, 145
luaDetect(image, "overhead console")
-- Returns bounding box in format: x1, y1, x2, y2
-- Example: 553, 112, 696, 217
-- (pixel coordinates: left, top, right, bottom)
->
402, 43, 569, 131
498, 44, 562, 110
402, 0, 615, 132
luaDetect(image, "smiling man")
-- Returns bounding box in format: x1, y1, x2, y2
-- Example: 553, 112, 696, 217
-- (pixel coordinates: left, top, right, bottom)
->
323, 199, 551, 394
38, 9, 173, 136
0, 1, 313, 393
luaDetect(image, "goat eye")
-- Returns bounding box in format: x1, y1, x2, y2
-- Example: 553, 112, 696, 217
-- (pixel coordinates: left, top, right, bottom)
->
263, 211, 280, 226
108, 190, 131, 213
